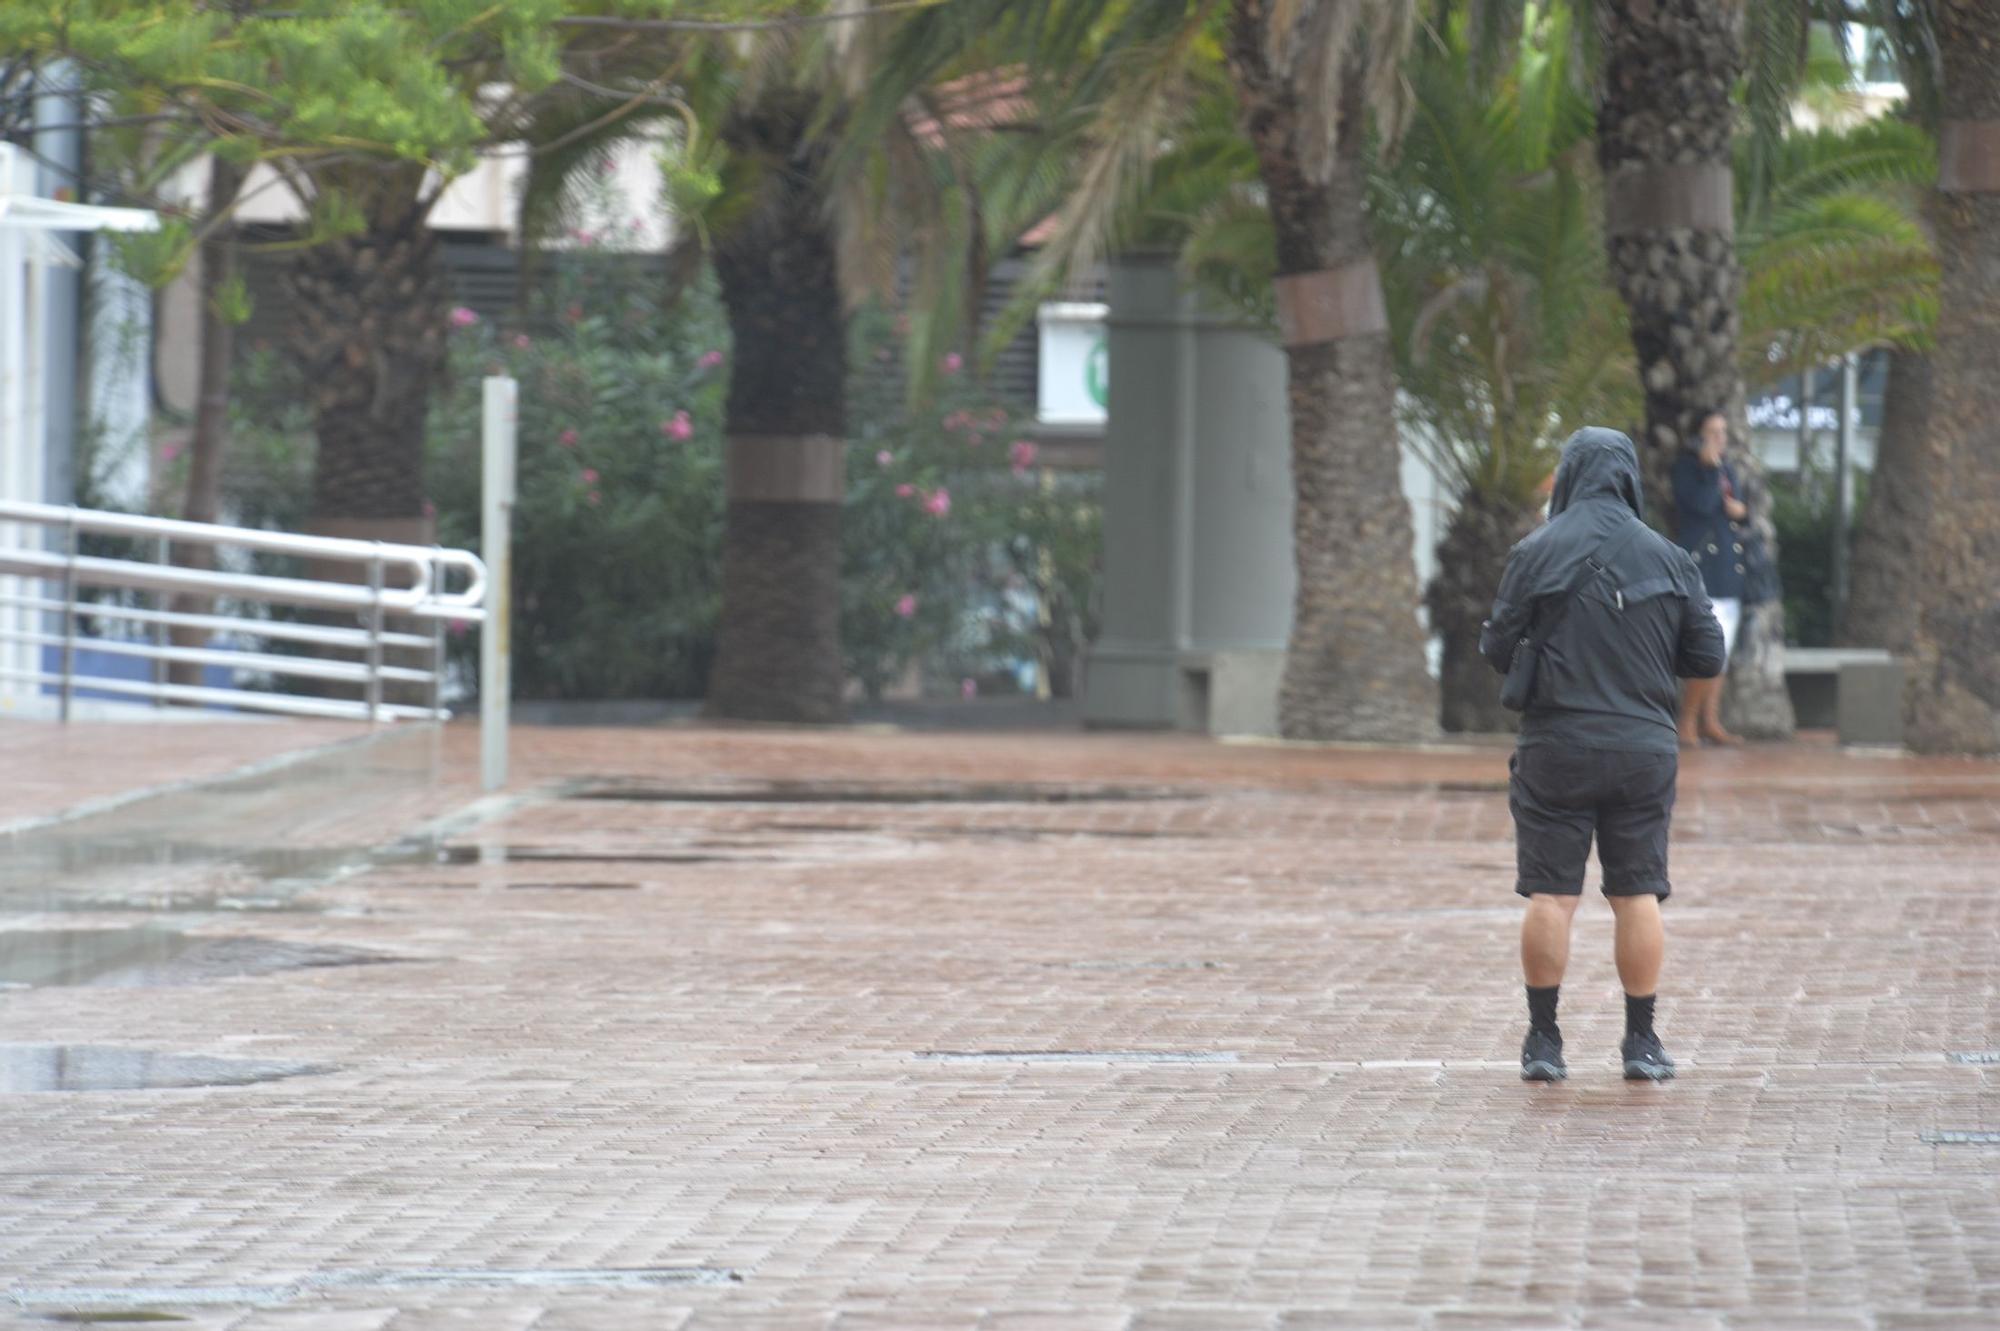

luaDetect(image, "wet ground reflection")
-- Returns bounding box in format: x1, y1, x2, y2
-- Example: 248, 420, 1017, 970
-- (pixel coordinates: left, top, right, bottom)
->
0, 1045, 332, 1092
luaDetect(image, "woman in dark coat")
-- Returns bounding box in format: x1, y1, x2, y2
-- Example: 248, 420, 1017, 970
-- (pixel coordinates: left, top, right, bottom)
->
1671, 410, 1750, 746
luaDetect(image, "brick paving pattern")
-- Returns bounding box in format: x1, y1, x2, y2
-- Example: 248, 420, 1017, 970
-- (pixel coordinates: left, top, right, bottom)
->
1, 724, 1996, 1329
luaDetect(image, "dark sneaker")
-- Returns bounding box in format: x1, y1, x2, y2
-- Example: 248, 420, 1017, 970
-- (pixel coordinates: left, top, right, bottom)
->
1622, 1030, 1677, 1081
1521, 1026, 1567, 1081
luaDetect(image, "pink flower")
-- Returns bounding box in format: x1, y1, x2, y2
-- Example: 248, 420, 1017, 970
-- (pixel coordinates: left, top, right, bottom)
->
960, 678, 977, 700
986, 408, 1007, 427
571, 227, 596, 246
895, 483, 916, 499
941, 352, 963, 374
598, 158, 616, 178
449, 306, 479, 328
566, 303, 584, 323
448, 619, 470, 638
587, 490, 602, 507
580, 468, 600, 485
662, 410, 694, 442
160, 441, 183, 464
559, 428, 579, 448
1009, 439, 1039, 474
512, 333, 532, 350
876, 450, 893, 467
943, 410, 969, 432
924, 488, 952, 518
894, 594, 918, 619
697, 349, 725, 370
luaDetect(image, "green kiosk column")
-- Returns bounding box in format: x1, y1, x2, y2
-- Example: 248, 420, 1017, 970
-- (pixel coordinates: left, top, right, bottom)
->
1084, 256, 1295, 735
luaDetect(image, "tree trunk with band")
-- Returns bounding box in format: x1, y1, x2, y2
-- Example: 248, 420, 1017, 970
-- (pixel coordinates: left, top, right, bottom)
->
1596, 0, 1794, 739
1903, 2, 2000, 752
704, 94, 848, 723
1224, 7, 1437, 742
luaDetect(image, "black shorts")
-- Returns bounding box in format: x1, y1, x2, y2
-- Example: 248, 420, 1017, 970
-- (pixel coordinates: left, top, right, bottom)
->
1509, 745, 1677, 899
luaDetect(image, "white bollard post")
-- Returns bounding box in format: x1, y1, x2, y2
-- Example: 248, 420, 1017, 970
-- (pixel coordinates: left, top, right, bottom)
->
481, 376, 517, 792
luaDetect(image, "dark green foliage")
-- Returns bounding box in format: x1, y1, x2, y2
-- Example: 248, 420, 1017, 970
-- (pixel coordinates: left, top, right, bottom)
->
1770, 464, 1870, 650
425, 257, 731, 701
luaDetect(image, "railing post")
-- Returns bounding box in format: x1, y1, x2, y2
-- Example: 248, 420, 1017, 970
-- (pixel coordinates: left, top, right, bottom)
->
429, 555, 446, 720
481, 376, 516, 792
152, 533, 169, 708
58, 514, 78, 723
365, 550, 385, 725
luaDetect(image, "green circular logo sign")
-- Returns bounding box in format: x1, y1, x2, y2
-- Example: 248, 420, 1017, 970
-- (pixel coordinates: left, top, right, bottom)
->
1084, 337, 1109, 408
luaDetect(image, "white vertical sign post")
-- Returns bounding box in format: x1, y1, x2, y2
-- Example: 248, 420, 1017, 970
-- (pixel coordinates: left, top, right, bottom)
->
480, 376, 517, 792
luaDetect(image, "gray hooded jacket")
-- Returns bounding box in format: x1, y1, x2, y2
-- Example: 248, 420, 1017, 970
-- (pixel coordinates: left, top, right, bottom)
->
1479, 428, 1726, 753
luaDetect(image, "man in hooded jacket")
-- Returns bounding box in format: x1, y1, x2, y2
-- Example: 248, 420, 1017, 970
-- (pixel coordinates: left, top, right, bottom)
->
1480, 428, 1726, 1082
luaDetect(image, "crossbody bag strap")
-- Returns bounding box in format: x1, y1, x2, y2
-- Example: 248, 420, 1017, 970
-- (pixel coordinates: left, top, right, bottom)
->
1524, 519, 1649, 654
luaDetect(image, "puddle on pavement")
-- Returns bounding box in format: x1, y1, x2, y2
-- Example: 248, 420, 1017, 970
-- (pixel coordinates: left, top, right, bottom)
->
0, 1045, 333, 1092
0, 927, 395, 989
13, 1267, 740, 1311
422, 845, 780, 866
0, 726, 445, 917
565, 778, 1190, 805
39, 1312, 190, 1324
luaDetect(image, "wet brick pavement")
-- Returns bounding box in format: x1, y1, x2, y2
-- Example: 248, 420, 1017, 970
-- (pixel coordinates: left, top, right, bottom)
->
1, 724, 1995, 1329
0, 718, 364, 836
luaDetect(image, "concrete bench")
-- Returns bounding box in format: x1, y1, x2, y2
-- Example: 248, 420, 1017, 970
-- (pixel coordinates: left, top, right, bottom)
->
1783, 647, 1903, 746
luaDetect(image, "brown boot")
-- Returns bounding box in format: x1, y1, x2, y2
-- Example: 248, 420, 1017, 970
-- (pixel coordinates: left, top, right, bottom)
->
1700, 676, 1742, 745
1678, 679, 1702, 749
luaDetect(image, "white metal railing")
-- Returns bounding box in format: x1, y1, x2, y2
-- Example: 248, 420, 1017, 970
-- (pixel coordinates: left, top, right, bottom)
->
0, 499, 487, 724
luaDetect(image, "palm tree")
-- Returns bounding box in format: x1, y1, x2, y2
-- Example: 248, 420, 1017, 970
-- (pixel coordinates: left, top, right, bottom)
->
1593, 0, 1800, 736
1897, 0, 2000, 752
571, 20, 1037, 721
1769, 1, 2000, 753
1380, 4, 1638, 732
869, 0, 1440, 741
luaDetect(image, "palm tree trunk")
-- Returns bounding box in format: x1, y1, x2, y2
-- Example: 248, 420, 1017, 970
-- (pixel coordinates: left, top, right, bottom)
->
704, 98, 848, 723
1902, 6, 2000, 753
1840, 347, 1930, 650
284, 176, 442, 536
167, 157, 243, 690
1596, 0, 1794, 739
1224, 14, 1437, 742
1429, 490, 1539, 734
282, 173, 442, 708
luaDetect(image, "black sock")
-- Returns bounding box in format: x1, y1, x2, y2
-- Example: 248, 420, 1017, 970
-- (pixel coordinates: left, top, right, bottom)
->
1527, 985, 1560, 1035
1625, 992, 1656, 1037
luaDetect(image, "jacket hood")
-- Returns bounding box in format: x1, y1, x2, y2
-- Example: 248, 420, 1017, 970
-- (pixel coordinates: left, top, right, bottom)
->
1548, 427, 1644, 520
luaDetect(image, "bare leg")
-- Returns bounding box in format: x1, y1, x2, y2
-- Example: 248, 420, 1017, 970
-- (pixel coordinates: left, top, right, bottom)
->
1677, 679, 1702, 748
1607, 893, 1665, 996
1700, 675, 1742, 745
1521, 893, 1582, 988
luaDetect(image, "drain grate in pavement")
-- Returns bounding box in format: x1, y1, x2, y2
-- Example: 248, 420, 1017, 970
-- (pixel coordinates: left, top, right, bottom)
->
0, 1045, 333, 1093
917, 1049, 1239, 1064
504, 881, 640, 891
565, 778, 1189, 805
1947, 1051, 2000, 1064
10, 1268, 741, 1311
930, 826, 1202, 843
1919, 1130, 2000, 1145
1038, 960, 1225, 971
0, 928, 396, 989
